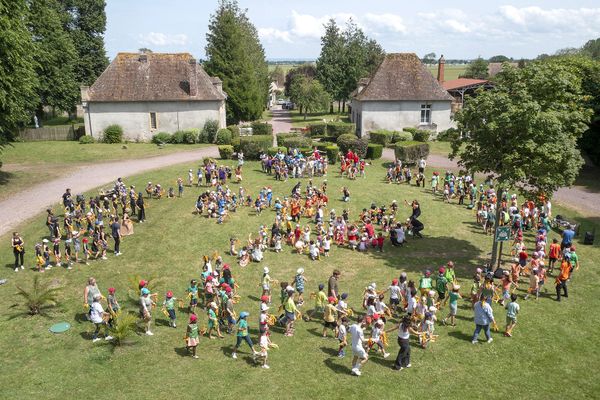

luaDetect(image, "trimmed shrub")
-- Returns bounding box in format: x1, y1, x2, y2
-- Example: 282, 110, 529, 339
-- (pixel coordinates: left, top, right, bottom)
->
326, 145, 339, 164
394, 131, 413, 142
394, 141, 430, 164
437, 128, 460, 142
216, 128, 232, 145
276, 133, 299, 141
79, 135, 95, 144
403, 127, 418, 134
103, 124, 123, 143
183, 129, 198, 144
227, 124, 240, 138
170, 130, 186, 144
337, 133, 368, 158
280, 136, 312, 149
251, 121, 273, 136
203, 157, 216, 166
413, 129, 430, 142
369, 130, 397, 146
200, 119, 219, 143
327, 122, 355, 138
239, 136, 272, 159
267, 146, 287, 156
309, 122, 327, 136
297, 147, 312, 155
313, 141, 334, 153
152, 131, 172, 144
231, 137, 241, 153
366, 143, 383, 159
218, 145, 234, 159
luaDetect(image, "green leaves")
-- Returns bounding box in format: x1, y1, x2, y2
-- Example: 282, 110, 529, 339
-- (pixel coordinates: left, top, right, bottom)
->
460, 57, 489, 80
289, 75, 331, 119
15, 275, 62, 316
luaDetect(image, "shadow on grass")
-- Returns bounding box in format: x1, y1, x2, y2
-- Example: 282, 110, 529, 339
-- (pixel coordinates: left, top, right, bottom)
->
323, 358, 352, 375
447, 330, 474, 342
319, 346, 338, 357
0, 170, 15, 186
174, 346, 190, 357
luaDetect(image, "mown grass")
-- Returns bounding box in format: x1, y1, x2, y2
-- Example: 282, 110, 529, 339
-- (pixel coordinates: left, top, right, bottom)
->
0, 160, 598, 400
290, 110, 350, 127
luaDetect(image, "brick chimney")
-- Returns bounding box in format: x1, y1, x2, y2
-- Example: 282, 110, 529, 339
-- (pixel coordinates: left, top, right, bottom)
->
189, 58, 198, 97
437, 55, 445, 85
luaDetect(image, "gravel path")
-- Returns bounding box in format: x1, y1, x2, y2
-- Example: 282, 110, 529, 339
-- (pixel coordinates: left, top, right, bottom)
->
0, 146, 219, 237
270, 107, 293, 146
382, 148, 600, 217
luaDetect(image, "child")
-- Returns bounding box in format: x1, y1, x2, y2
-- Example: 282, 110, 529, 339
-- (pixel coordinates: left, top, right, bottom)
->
525, 268, 540, 300
188, 279, 199, 314
206, 302, 223, 339
82, 237, 91, 265
177, 177, 184, 197
419, 270, 433, 296
261, 267, 274, 303
90, 294, 112, 342
188, 169, 194, 186
232, 312, 257, 359
368, 317, 390, 358
548, 238, 561, 274
53, 238, 62, 267
163, 291, 177, 328
294, 268, 307, 306
322, 296, 338, 338
255, 331, 272, 369
64, 239, 73, 269
341, 187, 350, 202
375, 233, 384, 252
499, 271, 513, 306
308, 240, 320, 260
186, 314, 200, 359
336, 293, 349, 320
504, 293, 520, 337
443, 285, 462, 326
306, 284, 327, 321
420, 311, 436, 348
337, 316, 348, 358
323, 235, 332, 257
107, 287, 120, 317
273, 234, 282, 253
387, 279, 401, 314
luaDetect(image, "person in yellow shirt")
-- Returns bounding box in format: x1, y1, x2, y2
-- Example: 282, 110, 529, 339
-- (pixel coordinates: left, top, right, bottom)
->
322, 296, 338, 338
306, 283, 327, 321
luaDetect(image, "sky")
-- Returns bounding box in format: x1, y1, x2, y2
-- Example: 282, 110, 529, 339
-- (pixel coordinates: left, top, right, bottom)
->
105, 0, 600, 61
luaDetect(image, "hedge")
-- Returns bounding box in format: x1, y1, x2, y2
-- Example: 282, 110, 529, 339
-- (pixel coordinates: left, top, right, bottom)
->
327, 122, 355, 138
239, 136, 273, 159
337, 133, 368, 158
309, 122, 327, 136
366, 143, 383, 159
413, 130, 430, 142
280, 136, 312, 149
394, 131, 413, 142
152, 131, 172, 144
437, 128, 460, 142
103, 124, 123, 143
218, 145, 234, 159
394, 141, 430, 164
276, 133, 299, 141
267, 146, 288, 156
227, 124, 240, 138
326, 145, 339, 164
170, 129, 197, 144
251, 121, 273, 135
313, 141, 334, 153
216, 128, 232, 145
369, 129, 397, 146
231, 137, 241, 153
79, 135, 94, 144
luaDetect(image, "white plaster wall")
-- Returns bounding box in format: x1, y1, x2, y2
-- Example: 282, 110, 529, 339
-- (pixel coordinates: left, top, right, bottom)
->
83, 101, 226, 141
354, 100, 454, 138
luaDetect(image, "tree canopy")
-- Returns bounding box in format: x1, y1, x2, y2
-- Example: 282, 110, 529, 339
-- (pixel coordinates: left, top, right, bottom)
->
488, 55, 511, 63
451, 62, 592, 198
204, 0, 268, 124
289, 75, 331, 120
460, 57, 489, 79
581, 37, 600, 60
284, 64, 316, 97
422, 52, 436, 64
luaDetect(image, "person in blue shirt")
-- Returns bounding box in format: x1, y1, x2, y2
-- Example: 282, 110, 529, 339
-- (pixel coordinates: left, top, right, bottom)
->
561, 227, 575, 251
472, 294, 496, 344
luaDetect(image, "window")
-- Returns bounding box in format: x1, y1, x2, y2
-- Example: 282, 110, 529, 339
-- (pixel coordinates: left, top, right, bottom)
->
150, 112, 157, 130
420, 104, 431, 124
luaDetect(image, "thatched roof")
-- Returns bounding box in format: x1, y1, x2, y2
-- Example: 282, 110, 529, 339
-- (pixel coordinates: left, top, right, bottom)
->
354, 53, 452, 102
86, 53, 226, 102
487, 62, 518, 77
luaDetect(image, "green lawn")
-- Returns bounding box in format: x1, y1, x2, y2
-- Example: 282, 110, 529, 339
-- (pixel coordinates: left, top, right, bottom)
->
427, 64, 467, 81
1, 160, 598, 399
290, 110, 350, 127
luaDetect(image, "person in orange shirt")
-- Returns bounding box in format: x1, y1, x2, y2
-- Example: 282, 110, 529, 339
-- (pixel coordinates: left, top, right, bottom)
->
548, 238, 561, 274
555, 256, 572, 301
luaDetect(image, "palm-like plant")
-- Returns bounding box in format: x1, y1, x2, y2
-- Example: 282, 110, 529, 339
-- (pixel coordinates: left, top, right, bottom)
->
108, 311, 138, 346
15, 275, 61, 315
126, 274, 160, 303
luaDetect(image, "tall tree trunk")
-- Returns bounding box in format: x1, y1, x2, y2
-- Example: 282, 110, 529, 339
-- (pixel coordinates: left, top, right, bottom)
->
329, 102, 333, 114
337, 100, 341, 113
342, 100, 346, 113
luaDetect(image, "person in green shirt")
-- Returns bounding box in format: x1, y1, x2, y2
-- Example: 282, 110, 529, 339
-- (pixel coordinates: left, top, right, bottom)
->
207, 302, 223, 339
569, 246, 580, 272
442, 285, 462, 326
306, 283, 327, 321
232, 312, 256, 359
444, 261, 456, 284
163, 291, 177, 328
419, 270, 433, 296
186, 314, 200, 359
284, 288, 300, 336
435, 267, 448, 300
187, 279, 199, 314
504, 293, 520, 337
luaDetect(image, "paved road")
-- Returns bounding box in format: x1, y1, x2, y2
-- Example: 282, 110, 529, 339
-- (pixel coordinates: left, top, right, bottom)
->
270, 107, 293, 146
0, 146, 219, 237
382, 148, 599, 217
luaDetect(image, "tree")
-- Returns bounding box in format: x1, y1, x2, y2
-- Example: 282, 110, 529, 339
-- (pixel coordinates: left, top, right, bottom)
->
284, 64, 316, 97
460, 57, 489, 79
289, 75, 331, 119
138, 47, 153, 53
316, 19, 345, 113
0, 0, 38, 144
581, 38, 600, 60
488, 55, 510, 63
554, 47, 580, 57
422, 52, 436, 64
60, 0, 109, 86
268, 65, 285, 87
204, 0, 268, 124
28, 0, 79, 115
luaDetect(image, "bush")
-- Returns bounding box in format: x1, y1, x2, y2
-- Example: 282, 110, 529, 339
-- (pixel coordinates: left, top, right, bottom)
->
313, 142, 334, 153
267, 146, 287, 156
412, 129, 430, 142
218, 145, 234, 159
216, 128, 232, 145
403, 127, 418, 134
103, 124, 123, 143
203, 157, 216, 166
297, 147, 312, 155
394, 141, 430, 164
78, 135, 95, 144
231, 137, 241, 153
183, 129, 198, 144
337, 133, 368, 158
276, 133, 299, 141
326, 145, 339, 164
200, 119, 219, 143
327, 122, 355, 138
369, 130, 397, 146
366, 143, 383, 159
227, 124, 240, 138
280, 136, 312, 149
251, 121, 273, 136
239, 136, 273, 159
437, 128, 460, 142
170, 130, 186, 144
309, 122, 327, 136
151, 132, 171, 144
394, 131, 413, 142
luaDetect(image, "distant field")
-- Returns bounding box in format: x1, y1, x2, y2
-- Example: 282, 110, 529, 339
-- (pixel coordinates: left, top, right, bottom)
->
427, 64, 467, 81
268, 63, 313, 75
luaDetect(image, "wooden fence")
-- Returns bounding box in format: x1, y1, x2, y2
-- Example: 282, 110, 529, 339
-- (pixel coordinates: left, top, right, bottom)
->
17, 125, 84, 141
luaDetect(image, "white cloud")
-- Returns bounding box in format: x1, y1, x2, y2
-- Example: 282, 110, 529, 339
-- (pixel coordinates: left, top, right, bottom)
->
498, 6, 600, 33
443, 19, 470, 33
259, 28, 292, 43
138, 32, 189, 46
287, 10, 358, 39
364, 13, 407, 34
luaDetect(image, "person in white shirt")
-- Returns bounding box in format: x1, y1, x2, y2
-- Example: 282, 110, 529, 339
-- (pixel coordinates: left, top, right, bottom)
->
349, 320, 368, 376
90, 294, 112, 342
418, 158, 427, 174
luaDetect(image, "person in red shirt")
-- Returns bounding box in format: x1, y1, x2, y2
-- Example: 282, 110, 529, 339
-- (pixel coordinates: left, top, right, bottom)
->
374, 233, 384, 252
364, 220, 375, 239
548, 238, 561, 274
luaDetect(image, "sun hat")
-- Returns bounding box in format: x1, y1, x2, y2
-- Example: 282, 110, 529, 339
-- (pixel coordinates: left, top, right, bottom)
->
392, 279, 398, 285
166, 291, 173, 298
225, 287, 232, 293
209, 302, 217, 309
139, 280, 147, 287
239, 311, 249, 319
439, 267, 446, 274
327, 296, 336, 303
260, 295, 269, 302
425, 269, 431, 276
263, 267, 269, 274
318, 283, 324, 290
189, 314, 198, 322
141, 288, 150, 295
297, 268, 304, 274
341, 293, 348, 299
260, 303, 269, 312
373, 313, 380, 320
108, 287, 115, 294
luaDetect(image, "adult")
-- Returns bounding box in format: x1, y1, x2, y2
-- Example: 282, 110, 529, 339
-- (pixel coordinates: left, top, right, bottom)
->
472, 294, 495, 344
556, 255, 572, 301
390, 223, 406, 247
561, 226, 575, 251
136, 192, 146, 222
349, 320, 368, 376
62, 188, 72, 210
110, 216, 122, 256
410, 200, 421, 219
11, 232, 25, 272
328, 270, 340, 299
409, 216, 424, 238
418, 157, 427, 174
83, 277, 102, 319
45, 209, 55, 238
392, 315, 418, 370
